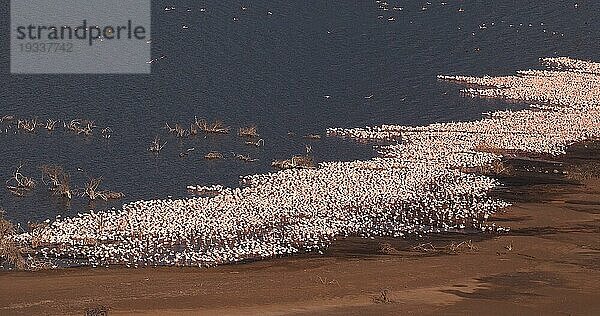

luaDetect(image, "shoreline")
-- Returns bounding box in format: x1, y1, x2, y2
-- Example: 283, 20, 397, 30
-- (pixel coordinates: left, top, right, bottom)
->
4, 57, 597, 269
1, 142, 599, 315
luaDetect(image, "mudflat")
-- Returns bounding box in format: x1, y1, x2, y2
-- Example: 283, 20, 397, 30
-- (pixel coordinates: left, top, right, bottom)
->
1, 144, 599, 316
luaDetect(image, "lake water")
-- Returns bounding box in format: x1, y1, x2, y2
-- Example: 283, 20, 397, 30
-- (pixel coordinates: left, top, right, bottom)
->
1, 0, 598, 225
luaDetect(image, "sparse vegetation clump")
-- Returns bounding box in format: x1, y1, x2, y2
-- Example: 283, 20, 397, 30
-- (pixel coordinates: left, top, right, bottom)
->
189, 123, 198, 136
245, 138, 264, 147
205, 151, 224, 160
0, 115, 15, 123
17, 118, 38, 133
40, 164, 72, 200
45, 119, 58, 131
0, 209, 26, 269
164, 122, 188, 138
235, 154, 258, 162
303, 134, 321, 140
65, 119, 95, 136
82, 177, 124, 202
272, 155, 315, 170
371, 289, 395, 304
410, 240, 478, 255
195, 117, 230, 134
1, 115, 112, 139
378, 242, 401, 255
238, 125, 259, 138
5, 162, 124, 205
101, 127, 112, 139
148, 136, 167, 153
5, 164, 36, 196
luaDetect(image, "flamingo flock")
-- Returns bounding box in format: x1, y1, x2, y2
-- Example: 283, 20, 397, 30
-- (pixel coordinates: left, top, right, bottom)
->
13, 57, 600, 268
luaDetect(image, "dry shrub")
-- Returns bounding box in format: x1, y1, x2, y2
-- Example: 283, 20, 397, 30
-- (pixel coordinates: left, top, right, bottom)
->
272, 155, 316, 170
205, 152, 224, 160
378, 242, 401, 255
411, 242, 437, 253
101, 191, 125, 200
292, 155, 315, 168
6, 164, 36, 196
411, 240, 478, 255
271, 159, 290, 169
17, 118, 38, 133
164, 122, 188, 138
195, 117, 230, 134
371, 289, 395, 304
245, 139, 264, 147
84, 178, 103, 200
235, 154, 258, 162
303, 134, 322, 140
0, 210, 26, 269
238, 125, 259, 137
41, 164, 72, 199
101, 127, 112, 139
0, 210, 15, 238
1, 115, 15, 123
446, 240, 478, 254
82, 177, 124, 201
148, 136, 167, 153
189, 123, 198, 136
45, 119, 58, 131
65, 119, 95, 136
316, 275, 341, 287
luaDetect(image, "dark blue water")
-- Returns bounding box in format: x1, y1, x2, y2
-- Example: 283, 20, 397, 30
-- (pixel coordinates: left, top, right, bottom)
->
1, 0, 599, 225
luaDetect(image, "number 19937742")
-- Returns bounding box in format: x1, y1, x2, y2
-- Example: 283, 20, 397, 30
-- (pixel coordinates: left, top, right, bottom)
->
17, 42, 73, 53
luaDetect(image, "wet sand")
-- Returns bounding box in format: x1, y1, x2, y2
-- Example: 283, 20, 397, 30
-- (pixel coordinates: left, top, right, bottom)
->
1, 143, 599, 315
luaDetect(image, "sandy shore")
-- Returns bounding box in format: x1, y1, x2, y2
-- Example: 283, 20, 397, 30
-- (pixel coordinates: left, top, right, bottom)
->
1, 144, 599, 315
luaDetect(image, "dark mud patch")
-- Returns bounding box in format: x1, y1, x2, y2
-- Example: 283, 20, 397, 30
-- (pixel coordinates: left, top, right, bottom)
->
442, 271, 567, 300
506, 222, 600, 237
487, 215, 531, 223
489, 141, 600, 203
